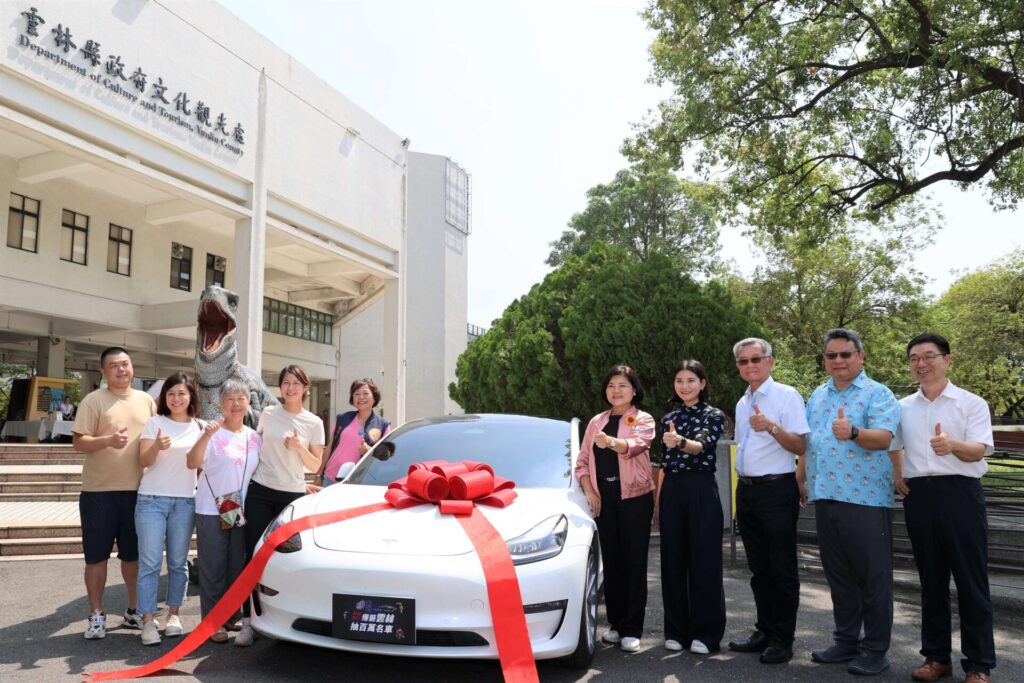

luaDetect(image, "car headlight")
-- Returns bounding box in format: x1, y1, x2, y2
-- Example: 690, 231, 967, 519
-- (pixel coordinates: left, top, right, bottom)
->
262, 504, 302, 553
506, 515, 567, 565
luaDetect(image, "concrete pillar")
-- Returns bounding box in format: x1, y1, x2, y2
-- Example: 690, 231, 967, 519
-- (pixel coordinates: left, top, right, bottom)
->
380, 278, 406, 425
36, 336, 66, 378
80, 371, 101, 395
233, 69, 269, 371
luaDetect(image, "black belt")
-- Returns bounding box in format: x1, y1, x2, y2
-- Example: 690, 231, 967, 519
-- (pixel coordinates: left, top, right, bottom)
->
737, 472, 793, 486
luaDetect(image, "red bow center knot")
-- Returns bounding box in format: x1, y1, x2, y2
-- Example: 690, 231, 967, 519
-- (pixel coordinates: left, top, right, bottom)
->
384, 460, 517, 515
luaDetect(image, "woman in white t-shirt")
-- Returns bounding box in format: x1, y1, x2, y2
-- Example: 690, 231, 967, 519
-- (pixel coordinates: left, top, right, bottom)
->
187, 378, 261, 645
135, 373, 203, 646
237, 364, 325, 646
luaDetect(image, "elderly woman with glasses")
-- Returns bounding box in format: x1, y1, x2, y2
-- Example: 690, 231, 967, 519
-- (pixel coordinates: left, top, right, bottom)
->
318, 378, 392, 486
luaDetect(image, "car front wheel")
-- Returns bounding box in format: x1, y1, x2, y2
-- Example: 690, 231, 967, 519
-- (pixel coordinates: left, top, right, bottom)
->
565, 539, 598, 669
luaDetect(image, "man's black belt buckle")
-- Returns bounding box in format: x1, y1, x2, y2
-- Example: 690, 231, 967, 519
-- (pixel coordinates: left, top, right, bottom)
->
737, 473, 792, 486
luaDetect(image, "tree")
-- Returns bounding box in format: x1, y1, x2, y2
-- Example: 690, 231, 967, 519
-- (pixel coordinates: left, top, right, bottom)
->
932, 248, 1024, 418
449, 243, 763, 424
546, 163, 722, 276
744, 199, 936, 398
634, 0, 1024, 218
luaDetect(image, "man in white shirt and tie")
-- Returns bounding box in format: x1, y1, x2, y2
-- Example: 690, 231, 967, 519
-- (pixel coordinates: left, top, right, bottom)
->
727, 338, 810, 665
891, 333, 995, 683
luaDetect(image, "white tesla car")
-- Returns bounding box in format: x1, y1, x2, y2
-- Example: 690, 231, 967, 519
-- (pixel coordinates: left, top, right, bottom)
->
251, 414, 600, 668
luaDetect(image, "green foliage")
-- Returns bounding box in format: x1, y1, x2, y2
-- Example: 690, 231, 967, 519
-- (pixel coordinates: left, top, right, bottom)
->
546, 162, 723, 275
0, 364, 33, 420
932, 249, 1024, 417
449, 244, 763, 429
635, 0, 1024, 219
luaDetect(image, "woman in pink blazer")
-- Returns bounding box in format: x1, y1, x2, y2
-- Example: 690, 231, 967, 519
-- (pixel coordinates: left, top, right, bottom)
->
575, 364, 656, 653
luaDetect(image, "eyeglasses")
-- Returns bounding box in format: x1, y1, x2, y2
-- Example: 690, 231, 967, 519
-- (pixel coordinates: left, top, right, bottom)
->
823, 351, 856, 360
735, 356, 768, 366
908, 353, 946, 365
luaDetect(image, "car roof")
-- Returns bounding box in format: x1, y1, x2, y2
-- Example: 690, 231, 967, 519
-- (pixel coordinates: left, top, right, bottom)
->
398, 414, 570, 429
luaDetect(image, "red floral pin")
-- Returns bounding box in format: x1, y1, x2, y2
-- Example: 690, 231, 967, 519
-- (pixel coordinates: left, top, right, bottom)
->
625, 414, 637, 427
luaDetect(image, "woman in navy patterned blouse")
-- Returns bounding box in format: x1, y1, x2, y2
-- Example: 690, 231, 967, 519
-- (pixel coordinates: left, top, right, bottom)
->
657, 359, 727, 655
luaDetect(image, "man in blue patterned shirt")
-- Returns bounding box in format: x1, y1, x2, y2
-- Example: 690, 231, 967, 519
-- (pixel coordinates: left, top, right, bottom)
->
805, 328, 901, 676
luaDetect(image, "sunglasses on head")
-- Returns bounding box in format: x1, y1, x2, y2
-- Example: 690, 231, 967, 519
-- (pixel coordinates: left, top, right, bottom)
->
824, 351, 856, 360
735, 356, 767, 366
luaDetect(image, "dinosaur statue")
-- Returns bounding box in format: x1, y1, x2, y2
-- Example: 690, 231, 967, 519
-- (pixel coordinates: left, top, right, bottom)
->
194, 285, 277, 427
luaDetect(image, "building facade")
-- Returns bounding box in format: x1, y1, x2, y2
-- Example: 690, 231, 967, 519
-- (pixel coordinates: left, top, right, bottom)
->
1, 1, 467, 425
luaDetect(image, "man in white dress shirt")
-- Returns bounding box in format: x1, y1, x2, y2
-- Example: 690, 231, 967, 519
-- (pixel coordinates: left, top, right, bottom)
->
727, 338, 810, 665
891, 333, 995, 683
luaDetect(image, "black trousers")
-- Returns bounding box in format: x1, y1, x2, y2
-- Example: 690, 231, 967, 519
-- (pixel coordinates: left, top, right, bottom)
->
596, 479, 653, 639
735, 474, 800, 646
903, 476, 995, 675
243, 480, 304, 617
659, 472, 725, 649
815, 499, 893, 653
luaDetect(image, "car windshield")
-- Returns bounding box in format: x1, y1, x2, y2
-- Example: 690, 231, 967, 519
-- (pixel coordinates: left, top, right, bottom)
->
344, 415, 573, 489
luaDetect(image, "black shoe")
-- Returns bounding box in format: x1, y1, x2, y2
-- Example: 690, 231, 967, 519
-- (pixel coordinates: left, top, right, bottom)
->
728, 631, 770, 653
811, 642, 859, 663
759, 642, 794, 664
848, 652, 891, 676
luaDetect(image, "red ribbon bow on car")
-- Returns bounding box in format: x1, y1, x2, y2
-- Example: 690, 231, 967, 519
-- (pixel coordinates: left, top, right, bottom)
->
84, 461, 538, 683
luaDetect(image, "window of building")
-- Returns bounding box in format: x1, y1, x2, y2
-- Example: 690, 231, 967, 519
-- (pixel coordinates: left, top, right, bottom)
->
445, 158, 472, 235
107, 224, 132, 276
7, 192, 40, 253
60, 209, 89, 265
206, 253, 226, 287
170, 242, 192, 291
263, 297, 333, 345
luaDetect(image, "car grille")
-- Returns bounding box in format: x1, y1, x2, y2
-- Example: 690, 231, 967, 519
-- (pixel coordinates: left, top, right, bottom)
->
292, 618, 489, 647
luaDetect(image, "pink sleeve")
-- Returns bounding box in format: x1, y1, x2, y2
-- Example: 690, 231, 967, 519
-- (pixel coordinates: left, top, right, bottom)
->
575, 417, 597, 481
624, 412, 655, 459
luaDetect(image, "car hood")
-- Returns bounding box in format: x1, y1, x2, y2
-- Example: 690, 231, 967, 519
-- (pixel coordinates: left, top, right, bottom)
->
308, 484, 571, 556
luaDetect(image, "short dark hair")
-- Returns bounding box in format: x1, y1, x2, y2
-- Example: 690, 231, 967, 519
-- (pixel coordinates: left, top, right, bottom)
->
100, 346, 130, 366
278, 364, 311, 395
156, 372, 199, 417
822, 328, 863, 353
670, 359, 711, 404
350, 378, 382, 407
906, 332, 951, 358
602, 365, 644, 405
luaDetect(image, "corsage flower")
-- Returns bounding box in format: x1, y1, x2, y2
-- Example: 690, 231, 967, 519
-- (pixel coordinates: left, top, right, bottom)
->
625, 414, 637, 427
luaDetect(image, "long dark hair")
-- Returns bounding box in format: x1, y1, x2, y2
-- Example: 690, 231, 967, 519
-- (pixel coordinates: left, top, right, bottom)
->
668, 360, 711, 405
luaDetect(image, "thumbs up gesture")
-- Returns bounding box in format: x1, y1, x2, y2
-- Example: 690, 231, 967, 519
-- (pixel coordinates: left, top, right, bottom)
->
930, 422, 953, 456
832, 407, 853, 440
749, 403, 772, 432
155, 428, 172, 451
109, 426, 129, 449
662, 421, 683, 449
284, 428, 303, 453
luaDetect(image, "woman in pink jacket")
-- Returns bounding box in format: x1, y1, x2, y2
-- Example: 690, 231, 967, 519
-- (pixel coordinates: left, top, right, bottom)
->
575, 364, 656, 653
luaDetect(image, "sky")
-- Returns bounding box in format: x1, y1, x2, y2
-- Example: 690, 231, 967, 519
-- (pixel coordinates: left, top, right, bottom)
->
218, 0, 1022, 328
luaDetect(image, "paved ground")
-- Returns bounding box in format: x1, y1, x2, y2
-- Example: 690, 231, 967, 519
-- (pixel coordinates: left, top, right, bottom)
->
1, 545, 1021, 682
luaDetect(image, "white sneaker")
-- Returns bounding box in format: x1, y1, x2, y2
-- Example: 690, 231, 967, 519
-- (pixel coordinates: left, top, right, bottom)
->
141, 620, 161, 646
601, 629, 621, 644
122, 608, 144, 630
690, 639, 710, 654
164, 614, 183, 637
665, 639, 684, 651
620, 636, 641, 652
234, 620, 254, 647
84, 610, 106, 640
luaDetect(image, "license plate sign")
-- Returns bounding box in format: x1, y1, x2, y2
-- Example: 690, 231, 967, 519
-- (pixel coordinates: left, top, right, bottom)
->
332, 593, 415, 644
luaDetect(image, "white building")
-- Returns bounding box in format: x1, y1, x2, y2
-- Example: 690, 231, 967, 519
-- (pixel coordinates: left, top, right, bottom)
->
0, 0, 468, 425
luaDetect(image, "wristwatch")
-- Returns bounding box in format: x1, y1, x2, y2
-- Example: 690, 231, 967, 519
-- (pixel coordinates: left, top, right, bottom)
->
850, 425, 860, 440
769, 423, 780, 436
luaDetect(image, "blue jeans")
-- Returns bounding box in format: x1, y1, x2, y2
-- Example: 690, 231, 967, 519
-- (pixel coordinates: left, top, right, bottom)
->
135, 494, 195, 615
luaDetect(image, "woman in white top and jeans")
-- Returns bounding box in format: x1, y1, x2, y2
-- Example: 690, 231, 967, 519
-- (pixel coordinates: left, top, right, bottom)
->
187, 378, 261, 644
135, 373, 203, 646
238, 364, 324, 646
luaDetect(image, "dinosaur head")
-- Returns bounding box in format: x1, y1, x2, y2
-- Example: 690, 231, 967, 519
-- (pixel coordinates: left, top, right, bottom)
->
196, 285, 238, 363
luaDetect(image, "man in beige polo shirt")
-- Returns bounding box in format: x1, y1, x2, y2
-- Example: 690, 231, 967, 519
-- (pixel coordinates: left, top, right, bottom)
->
73, 347, 156, 640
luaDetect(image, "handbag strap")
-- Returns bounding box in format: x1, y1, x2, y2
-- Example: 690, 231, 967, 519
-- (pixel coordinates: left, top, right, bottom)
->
203, 427, 250, 501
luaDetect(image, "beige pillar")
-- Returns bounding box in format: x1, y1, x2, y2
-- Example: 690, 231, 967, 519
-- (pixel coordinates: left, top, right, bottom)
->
36, 336, 66, 378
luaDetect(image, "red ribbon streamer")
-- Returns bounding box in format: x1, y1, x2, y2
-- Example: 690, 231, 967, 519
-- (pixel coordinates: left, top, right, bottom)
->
84, 461, 538, 683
